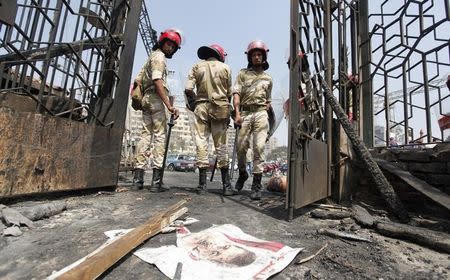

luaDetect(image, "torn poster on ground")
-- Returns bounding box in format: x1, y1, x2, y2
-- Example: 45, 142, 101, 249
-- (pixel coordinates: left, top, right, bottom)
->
134, 224, 302, 280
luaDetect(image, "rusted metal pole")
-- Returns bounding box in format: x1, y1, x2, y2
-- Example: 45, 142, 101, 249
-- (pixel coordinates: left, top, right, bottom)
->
358, 0, 373, 147
287, 0, 300, 221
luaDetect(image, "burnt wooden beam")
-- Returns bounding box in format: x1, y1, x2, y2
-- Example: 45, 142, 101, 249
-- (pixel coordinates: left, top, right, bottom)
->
376, 221, 450, 254
310, 209, 352, 220
320, 78, 409, 222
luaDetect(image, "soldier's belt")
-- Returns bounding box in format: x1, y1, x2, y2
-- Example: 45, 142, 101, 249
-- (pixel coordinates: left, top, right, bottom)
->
196, 100, 210, 104
241, 105, 266, 112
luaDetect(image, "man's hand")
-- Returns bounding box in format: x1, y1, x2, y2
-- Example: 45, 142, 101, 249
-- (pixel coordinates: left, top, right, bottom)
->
266, 102, 271, 111
169, 107, 180, 120
234, 114, 242, 128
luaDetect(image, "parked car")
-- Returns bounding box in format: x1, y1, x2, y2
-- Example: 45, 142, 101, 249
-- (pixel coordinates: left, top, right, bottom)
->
166, 155, 196, 172
263, 162, 279, 176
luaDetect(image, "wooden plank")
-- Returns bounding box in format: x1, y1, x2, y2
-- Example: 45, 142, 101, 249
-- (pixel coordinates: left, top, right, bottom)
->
48, 200, 188, 280
375, 158, 450, 211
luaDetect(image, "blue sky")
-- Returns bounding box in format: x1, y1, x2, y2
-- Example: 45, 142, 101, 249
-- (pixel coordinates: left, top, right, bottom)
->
132, 0, 291, 145
131, 0, 450, 145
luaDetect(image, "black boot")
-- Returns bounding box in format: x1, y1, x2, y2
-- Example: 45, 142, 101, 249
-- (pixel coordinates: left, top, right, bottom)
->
132, 168, 144, 190
197, 168, 207, 195
221, 168, 235, 196
235, 169, 249, 192
149, 168, 167, 192
250, 173, 262, 200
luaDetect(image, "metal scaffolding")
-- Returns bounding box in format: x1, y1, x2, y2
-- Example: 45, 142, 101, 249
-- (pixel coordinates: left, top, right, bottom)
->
138, 0, 158, 55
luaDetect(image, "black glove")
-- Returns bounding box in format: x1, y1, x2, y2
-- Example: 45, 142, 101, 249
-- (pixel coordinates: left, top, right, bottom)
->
185, 93, 196, 112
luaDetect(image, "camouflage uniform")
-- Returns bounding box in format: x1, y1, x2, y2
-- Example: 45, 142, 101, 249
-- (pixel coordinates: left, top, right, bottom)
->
185, 58, 232, 194
233, 68, 273, 174
134, 49, 169, 170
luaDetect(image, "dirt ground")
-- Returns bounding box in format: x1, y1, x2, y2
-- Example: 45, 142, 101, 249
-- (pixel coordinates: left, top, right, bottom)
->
0, 171, 449, 279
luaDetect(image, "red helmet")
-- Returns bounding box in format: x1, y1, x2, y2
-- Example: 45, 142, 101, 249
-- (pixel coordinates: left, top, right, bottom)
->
158, 29, 182, 48
245, 40, 269, 70
197, 44, 227, 62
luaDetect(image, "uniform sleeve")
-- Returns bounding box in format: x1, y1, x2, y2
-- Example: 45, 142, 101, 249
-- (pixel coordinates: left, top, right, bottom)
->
185, 65, 197, 91
266, 77, 273, 102
232, 70, 243, 96
136, 57, 150, 83
135, 67, 144, 83
150, 52, 166, 81
226, 67, 232, 99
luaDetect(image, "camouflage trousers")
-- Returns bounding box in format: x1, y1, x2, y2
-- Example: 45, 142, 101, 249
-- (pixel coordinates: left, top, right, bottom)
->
134, 93, 168, 169
194, 102, 229, 169
237, 110, 269, 174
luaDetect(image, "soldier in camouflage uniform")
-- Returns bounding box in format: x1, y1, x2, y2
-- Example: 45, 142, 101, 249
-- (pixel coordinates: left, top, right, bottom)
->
185, 44, 234, 195
233, 40, 273, 200
133, 29, 182, 192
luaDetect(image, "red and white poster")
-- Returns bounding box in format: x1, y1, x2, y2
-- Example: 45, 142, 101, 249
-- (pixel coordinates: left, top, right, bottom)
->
134, 224, 302, 280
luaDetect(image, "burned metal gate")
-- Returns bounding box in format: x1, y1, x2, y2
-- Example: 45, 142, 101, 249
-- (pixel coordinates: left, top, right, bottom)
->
0, 0, 144, 197
287, 0, 332, 220
287, 0, 449, 218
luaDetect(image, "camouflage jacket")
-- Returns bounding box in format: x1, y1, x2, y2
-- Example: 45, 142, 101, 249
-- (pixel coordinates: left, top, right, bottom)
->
233, 68, 272, 107
136, 49, 169, 95
185, 58, 232, 105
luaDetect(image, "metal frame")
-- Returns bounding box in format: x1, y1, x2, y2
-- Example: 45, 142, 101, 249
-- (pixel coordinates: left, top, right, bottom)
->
138, 0, 157, 56
0, 0, 134, 125
0, 0, 143, 196
287, 0, 449, 214
370, 0, 450, 146
288, 0, 331, 220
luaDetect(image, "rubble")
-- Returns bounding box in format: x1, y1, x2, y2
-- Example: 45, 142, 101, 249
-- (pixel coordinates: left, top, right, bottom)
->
0, 172, 448, 279
352, 205, 376, 227
17, 202, 67, 221
3, 226, 22, 237
1, 207, 34, 228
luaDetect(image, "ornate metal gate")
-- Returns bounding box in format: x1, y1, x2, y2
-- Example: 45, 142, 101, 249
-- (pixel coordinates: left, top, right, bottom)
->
288, 0, 332, 219
287, 0, 449, 218
0, 0, 143, 197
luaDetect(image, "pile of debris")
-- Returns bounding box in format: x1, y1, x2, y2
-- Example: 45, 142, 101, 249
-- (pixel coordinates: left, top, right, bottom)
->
309, 203, 450, 254
0, 202, 67, 237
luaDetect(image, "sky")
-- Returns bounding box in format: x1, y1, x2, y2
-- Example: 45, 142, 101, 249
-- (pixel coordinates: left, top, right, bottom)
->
132, 0, 291, 146
130, 0, 449, 145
